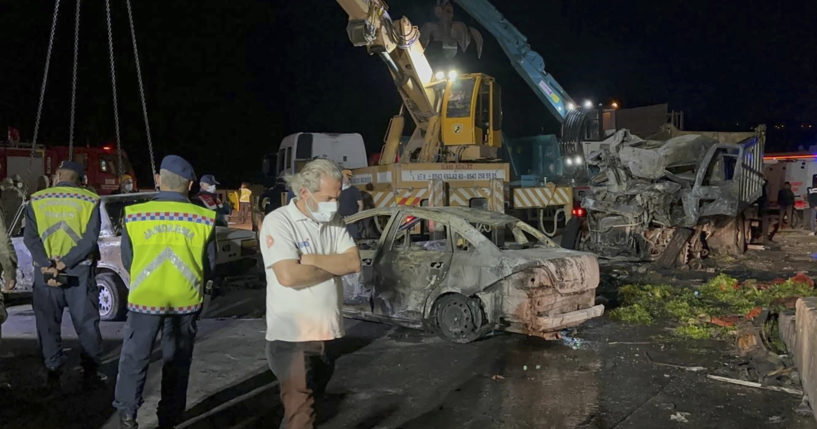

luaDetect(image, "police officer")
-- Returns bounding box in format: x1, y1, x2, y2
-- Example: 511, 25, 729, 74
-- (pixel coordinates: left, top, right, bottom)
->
23, 160, 103, 389
113, 155, 216, 429
192, 174, 231, 226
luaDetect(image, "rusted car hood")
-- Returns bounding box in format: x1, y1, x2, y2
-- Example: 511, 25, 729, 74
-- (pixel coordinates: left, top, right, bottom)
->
499, 247, 600, 294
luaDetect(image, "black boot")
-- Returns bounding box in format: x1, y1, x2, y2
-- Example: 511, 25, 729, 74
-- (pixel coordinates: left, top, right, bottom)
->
45, 368, 62, 392
119, 413, 138, 429
81, 368, 109, 390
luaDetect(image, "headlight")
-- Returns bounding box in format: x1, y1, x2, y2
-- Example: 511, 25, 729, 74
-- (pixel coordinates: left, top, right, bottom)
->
566, 158, 574, 166
574, 156, 583, 165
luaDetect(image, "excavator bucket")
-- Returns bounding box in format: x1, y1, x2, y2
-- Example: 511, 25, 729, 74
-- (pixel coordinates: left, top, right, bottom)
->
421, 0, 484, 59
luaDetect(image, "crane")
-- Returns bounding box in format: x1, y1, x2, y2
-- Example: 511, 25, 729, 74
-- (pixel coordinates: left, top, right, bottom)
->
336, 0, 502, 164
449, 0, 596, 157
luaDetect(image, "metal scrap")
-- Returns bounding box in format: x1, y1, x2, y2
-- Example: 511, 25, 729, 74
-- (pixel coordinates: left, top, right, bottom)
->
580, 125, 765, 266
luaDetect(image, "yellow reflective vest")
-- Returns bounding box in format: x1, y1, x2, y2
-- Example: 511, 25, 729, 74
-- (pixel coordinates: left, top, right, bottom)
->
239, 187, 251, 203
30, 186, 99, 259
124, 201, 215, 314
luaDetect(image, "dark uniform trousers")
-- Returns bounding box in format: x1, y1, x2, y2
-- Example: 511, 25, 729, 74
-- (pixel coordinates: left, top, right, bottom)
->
32, 263, 102, 371
113, 311, 199, 425
265, 340, 335, 429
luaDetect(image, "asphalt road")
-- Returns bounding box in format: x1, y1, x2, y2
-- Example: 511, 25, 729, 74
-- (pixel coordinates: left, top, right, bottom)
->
1, 280, 814, 429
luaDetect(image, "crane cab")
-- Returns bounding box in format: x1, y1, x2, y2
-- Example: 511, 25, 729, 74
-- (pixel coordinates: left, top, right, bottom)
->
441, 73, 502, 149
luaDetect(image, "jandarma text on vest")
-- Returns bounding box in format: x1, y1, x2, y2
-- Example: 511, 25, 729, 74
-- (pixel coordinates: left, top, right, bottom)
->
143, 224, 195, 241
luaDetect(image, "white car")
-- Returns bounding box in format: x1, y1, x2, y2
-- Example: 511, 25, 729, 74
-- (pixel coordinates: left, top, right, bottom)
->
5, 192, 260, 320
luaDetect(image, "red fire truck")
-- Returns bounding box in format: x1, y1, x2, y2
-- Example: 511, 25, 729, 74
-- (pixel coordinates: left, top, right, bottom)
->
0, 141, 136, 195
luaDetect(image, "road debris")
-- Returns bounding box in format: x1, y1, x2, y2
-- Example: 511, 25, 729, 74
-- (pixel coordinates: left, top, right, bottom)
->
706, 374, 804, 396
609, 273, 817, 339
490, 374, 505, 381
669, 411, 691, 423
559, 330, 586, 349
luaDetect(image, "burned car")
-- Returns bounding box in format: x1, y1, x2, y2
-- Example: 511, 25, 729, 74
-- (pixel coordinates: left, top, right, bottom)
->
342, 207, 604, 343
4, 192, 260, 320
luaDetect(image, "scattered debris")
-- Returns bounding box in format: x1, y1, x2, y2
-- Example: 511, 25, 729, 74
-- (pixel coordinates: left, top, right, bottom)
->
559, 331, 586, 349
490, 374, 505, 381
794, 395, 813, 417
609, 273, 817, 339
706, 374, 803, 396
669, 411, 691, 423
768, 415, 784, 424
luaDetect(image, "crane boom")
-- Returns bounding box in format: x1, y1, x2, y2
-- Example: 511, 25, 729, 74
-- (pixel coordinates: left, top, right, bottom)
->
337, 0, 443, 162
451, 0, 575, 124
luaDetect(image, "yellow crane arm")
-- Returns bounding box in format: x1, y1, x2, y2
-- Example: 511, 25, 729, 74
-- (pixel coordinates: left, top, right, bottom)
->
336, 0, 442, 163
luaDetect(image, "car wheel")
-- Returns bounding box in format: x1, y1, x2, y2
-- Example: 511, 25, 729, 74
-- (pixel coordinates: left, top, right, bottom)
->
434, 294, 484, 344
97, 272, 128, 321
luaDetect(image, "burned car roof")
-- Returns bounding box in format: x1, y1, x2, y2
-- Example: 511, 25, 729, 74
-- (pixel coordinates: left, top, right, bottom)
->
346, 206, 526, 226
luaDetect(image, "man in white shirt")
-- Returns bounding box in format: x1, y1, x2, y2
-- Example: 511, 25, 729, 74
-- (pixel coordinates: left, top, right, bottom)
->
260, 159, 360, 428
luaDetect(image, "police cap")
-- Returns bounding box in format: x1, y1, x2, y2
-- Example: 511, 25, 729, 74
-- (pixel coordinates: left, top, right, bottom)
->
160, 155, 196, 181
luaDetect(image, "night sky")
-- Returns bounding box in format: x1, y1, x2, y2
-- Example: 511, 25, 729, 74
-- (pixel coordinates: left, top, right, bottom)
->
1, 0, 815, 186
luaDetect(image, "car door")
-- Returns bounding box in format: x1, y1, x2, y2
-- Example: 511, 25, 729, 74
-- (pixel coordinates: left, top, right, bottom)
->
341, 211, 395, 307
371, 212, 453, 323
8, 202, 33, 291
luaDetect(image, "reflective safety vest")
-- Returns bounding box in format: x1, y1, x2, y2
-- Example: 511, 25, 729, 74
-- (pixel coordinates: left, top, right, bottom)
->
30, 186, 99, 259
124, 201, 215, 315
240, 187, 251, 203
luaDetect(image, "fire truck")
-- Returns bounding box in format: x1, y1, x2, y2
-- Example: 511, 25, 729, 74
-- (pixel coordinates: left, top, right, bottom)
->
0, 140, 136, 195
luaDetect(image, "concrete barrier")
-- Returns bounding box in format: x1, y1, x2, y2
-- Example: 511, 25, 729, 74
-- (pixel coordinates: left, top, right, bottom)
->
779, 297, 817, 423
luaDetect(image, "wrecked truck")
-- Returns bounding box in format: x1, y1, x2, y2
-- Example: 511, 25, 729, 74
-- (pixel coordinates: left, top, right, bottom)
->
342, 206, 604, 343
576, 124, 766, 267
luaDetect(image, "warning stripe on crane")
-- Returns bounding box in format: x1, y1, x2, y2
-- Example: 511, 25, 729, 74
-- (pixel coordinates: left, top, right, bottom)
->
371, 191, 395, 208
449, 187, 492, 207
513, 187, 571, 208
394, 188, 428, 206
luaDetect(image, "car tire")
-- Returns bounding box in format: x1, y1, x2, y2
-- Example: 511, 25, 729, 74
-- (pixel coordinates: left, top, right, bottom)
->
433, 293, 484, 344
97, 271, 128, 321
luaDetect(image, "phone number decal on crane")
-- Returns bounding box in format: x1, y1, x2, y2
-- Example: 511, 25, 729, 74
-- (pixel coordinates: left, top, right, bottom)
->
401, 169, 506, 182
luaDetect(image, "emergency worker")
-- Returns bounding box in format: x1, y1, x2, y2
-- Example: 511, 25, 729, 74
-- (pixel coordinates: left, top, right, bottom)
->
23, 161, 103, 389
192, 174, 231, 226
113, 155, 216, 429
0, 202, 16, 347
113, 174, 137, 194
239, 182, 252, 223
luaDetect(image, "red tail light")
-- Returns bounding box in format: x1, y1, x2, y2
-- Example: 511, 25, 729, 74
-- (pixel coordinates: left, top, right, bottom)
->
572, 208, 586, 217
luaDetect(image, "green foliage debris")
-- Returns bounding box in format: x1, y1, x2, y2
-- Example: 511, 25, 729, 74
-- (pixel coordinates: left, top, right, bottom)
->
609, 273, 817, 339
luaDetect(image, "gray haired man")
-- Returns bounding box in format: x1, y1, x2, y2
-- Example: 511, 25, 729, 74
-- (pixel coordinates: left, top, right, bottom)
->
259, 158, 361, 428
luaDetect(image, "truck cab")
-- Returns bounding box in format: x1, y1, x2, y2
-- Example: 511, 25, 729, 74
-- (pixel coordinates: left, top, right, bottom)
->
263, 132, 368, 180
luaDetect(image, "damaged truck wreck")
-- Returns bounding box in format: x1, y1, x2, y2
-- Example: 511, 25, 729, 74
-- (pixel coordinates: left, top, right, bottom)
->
577, 124, 766, 267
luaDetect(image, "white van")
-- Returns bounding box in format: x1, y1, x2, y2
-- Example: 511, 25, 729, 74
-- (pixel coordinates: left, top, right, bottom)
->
269, 132, 368, 178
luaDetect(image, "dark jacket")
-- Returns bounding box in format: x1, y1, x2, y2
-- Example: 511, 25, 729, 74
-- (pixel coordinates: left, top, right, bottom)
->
192, 191, 231, 227
778, 188, 795, 207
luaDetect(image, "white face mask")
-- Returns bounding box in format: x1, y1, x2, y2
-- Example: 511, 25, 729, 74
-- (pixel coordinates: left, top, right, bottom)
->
306, 192, 338, 223
123, 183, 133, 192
342, 182, 351, 190
202, 183, 216, 193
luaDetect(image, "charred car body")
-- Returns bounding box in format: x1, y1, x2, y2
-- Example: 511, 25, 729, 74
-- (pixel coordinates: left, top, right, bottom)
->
5, 192, 260, 320
342, 207, 603, 343
577, 124, 766, 266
